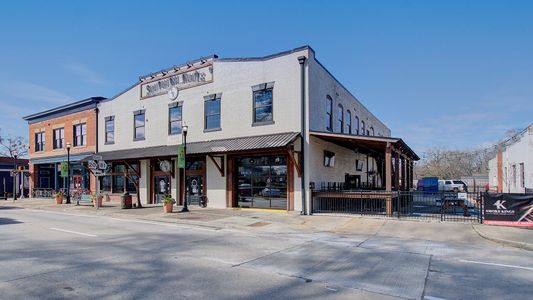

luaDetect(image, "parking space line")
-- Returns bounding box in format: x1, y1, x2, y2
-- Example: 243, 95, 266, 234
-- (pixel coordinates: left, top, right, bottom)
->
459, 259, 533, 271
49, 227, 97, 237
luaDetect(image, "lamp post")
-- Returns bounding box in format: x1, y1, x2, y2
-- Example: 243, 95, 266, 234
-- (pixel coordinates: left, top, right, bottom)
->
66, 142, 71, 204
13, 154, 17, 201
181, 125, 189, 213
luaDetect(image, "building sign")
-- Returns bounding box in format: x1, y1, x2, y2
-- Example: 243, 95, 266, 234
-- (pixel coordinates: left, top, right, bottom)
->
484, 193, 533, 227
177, 145, 185, 169
140, 64, 213, 99
60, 161, 68, 177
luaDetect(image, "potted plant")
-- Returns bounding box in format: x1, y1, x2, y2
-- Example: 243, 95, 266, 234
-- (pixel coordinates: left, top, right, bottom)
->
54, 190, 64, 204
91, 192, 103, 208
162, 194, 175, 213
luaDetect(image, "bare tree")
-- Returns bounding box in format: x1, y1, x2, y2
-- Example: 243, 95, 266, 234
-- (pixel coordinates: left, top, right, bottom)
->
415, 147, 496, 179
0, 129, 28, 158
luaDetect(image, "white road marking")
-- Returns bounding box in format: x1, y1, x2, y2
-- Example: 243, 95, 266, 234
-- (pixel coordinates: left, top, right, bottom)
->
49, 227, 97, 237
424, 296, 449, 300
459, 259, 533, 271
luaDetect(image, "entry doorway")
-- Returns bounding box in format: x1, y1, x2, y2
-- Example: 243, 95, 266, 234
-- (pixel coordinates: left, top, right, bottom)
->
153, 175, 171, 204
186, 175, 204, 205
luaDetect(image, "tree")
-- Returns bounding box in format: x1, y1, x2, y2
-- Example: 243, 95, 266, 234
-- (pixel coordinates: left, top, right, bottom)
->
0, 129, 28, 158
414, 147, 496, 179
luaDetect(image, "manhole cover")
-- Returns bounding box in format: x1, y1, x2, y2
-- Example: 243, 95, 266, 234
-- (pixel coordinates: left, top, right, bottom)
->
248, 221, 270, 227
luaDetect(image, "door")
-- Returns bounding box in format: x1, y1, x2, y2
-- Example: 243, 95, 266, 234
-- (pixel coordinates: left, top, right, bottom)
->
186, 175, 203, 205
154, 176, 170, 204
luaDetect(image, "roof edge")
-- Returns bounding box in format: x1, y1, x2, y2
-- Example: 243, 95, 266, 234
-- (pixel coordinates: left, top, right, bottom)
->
23, 96, 106, 121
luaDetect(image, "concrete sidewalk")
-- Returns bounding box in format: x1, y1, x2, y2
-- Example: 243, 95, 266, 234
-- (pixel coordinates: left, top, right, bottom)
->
2, 198, 533, 251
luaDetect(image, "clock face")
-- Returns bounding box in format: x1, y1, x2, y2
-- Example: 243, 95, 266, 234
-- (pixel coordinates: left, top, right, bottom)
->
168, 87, 179, 100
159, 160, 172, 172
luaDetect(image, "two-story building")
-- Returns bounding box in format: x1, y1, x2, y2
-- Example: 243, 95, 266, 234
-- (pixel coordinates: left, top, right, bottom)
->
23, 97, 105, 195
94, 46, 418, 213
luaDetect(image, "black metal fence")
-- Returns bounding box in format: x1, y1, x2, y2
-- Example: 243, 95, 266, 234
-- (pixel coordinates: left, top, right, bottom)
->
311, 190, 483, 223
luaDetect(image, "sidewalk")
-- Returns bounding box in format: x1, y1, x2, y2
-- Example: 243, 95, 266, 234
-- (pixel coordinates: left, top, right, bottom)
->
473, 224, 533, 251
2, 198, 533, 251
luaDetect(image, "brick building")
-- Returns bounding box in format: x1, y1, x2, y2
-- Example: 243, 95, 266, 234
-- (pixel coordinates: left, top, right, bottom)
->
23, 97, 105, 195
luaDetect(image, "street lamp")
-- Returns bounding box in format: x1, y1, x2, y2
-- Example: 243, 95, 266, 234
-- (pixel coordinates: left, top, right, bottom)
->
66, 142, 71, 204
181, 124, 189, 213
13, 154, 17, 201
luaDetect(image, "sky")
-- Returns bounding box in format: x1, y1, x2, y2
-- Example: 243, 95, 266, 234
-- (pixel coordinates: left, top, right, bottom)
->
0, 0, 532, 154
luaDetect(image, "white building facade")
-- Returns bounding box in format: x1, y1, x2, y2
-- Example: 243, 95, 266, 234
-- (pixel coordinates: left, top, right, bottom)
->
96, 46, 418, 213
488, 124, 533, 193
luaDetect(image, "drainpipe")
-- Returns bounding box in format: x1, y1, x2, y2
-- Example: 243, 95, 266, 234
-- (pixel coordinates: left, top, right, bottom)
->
298, 56, 307, 215
95, 101, 99, 154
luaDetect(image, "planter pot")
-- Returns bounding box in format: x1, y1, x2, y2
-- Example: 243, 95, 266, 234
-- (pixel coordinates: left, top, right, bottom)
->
93, 196, 103, 208
163, 202, 173, 213
55, 195, 63, 204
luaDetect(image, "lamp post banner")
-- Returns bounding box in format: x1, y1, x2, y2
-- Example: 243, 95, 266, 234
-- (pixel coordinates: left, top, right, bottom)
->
177, 145, 185, 169
483, 193, 533, 227
60, 161, 68, 177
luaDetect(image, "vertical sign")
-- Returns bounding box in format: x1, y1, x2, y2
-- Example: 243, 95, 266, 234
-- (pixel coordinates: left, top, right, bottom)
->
177, 145, 185, 169
60, 162, 68, 177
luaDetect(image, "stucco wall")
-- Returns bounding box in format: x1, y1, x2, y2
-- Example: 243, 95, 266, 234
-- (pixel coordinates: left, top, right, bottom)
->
98, 50, 309, 152
308, 59, 391, 137
206, 155, 227, 208
308, 136, 377, 186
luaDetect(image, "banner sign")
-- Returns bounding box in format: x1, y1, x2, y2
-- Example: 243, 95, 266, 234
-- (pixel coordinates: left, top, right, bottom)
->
177, 145, 185, 169
60, 162, 68, 177
484, 193, 533, 227
140, 64, 213, 99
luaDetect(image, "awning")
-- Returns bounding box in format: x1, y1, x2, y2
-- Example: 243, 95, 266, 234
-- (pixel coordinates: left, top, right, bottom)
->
30, 153, 93, 165
97, 132, 300, 161
310, 131, 419, 160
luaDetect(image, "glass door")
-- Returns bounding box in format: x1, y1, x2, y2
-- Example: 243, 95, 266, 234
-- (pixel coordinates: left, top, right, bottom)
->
186, 175, 203, 205
154, 176, 170, 204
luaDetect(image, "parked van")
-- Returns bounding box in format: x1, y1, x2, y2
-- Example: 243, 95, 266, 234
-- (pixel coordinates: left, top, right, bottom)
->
417, 177, 439, 192
438, 180, 467, 192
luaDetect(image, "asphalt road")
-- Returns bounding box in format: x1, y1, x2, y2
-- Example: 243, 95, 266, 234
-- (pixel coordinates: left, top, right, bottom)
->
1, 207, 532, 300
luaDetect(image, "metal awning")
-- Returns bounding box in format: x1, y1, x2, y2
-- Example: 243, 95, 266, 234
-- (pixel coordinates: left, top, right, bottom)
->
30, 153, 93, 165
96, 132, 300, 161
310, 131, 419, 160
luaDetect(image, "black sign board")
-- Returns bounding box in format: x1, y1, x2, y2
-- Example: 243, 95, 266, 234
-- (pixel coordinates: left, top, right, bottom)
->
484, 193, 533, 227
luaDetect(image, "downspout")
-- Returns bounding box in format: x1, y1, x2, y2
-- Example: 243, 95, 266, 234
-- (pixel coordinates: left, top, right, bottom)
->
298, 56, 307, 215
95, 101, 99, 154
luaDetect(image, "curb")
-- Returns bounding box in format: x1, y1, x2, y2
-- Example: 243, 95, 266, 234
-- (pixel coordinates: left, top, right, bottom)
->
472, 225, 533, 251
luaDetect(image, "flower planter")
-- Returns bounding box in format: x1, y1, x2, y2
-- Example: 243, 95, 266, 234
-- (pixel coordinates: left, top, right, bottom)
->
55, 195, 63, 204
93, 196, 103, 208
163, 202, 174, 213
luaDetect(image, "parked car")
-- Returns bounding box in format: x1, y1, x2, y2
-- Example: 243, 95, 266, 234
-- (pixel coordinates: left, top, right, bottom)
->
438, 180, 467, 192
417, 177, 439, 192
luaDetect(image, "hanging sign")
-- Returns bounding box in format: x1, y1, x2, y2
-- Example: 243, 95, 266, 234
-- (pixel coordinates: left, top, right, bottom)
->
177, 145, 185, 169
60, 162, 68, 177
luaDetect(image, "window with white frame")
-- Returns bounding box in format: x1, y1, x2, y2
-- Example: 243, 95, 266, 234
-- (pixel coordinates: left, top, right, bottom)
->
361, 121, 365, 135
35, 131, 45, 152
252, 83, 274, 124
53, 128, 64, 149
354, 115, 359, 134
519, 163, 525, 188
73, 123, 87, 147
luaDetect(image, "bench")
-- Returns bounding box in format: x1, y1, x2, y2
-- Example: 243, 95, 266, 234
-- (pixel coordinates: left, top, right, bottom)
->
77, 194, 93, 206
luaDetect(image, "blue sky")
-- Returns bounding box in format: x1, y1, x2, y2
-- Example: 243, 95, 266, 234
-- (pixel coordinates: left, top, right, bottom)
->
0, 0, 532, 153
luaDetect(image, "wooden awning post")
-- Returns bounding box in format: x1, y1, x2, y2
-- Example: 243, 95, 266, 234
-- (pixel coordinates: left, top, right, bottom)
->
385, 143, 392, 216
409, 160, 414, 190
394, 151, 400, 190
400, 157, 406, 191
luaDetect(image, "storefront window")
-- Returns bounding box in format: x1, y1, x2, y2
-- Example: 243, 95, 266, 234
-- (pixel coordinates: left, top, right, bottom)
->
237, 155, 287, 209
101, 176, 111, 192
